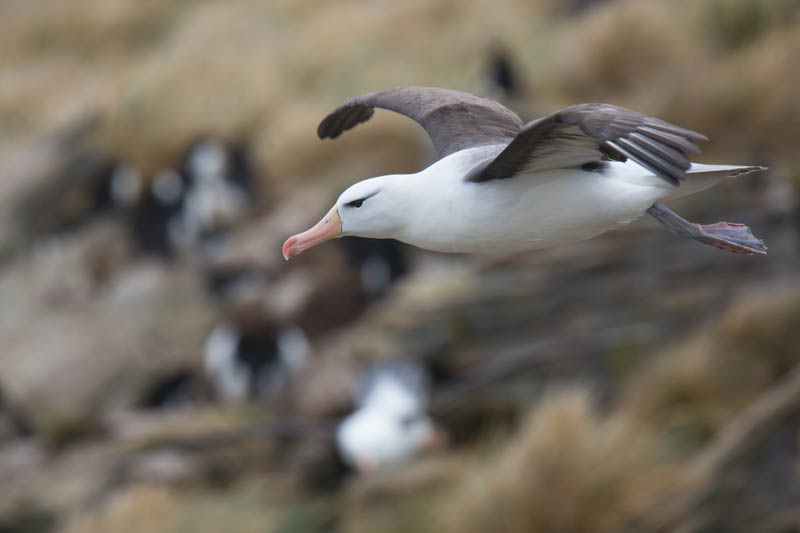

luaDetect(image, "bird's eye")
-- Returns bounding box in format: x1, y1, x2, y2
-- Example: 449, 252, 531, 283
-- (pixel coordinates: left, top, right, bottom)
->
346, 199, 364, 208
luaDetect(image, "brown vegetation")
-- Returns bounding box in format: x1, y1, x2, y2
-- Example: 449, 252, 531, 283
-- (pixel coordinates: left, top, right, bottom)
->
1, 0, 798, 532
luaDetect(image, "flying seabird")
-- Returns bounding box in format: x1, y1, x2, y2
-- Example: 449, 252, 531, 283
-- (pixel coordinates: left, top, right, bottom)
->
282, 86, 766, 260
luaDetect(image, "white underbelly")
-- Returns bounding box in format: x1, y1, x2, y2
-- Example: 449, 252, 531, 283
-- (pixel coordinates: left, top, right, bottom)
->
402, 165, 671, 253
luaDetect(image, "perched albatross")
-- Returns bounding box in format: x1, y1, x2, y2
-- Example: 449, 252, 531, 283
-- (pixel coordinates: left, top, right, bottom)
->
336, 359, 441, 473
282, 86, 766, 260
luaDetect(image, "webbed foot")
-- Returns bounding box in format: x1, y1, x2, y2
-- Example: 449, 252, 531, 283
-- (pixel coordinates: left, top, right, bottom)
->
647, 202, 767, 256
692, 221, 767, 255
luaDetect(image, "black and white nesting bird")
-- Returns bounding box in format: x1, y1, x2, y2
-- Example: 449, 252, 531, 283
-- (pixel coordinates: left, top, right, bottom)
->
122, 137, 255, 257
176, 138, 252, 247
203, 322, 309, 402
282, 86, 766, 260
336, 360, 441, 473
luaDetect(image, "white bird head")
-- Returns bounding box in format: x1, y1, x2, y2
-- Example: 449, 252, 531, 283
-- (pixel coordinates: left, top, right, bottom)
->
282, 175, 410, 260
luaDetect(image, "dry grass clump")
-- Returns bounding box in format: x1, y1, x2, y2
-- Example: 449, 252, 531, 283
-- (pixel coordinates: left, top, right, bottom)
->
63, 481, 284, 533
699, 0, 799, 52
444, 389, 672, 533
557, 0, 697, 103
624, 285, 800, 454
2, 0, 798, 190
0, 0, 185, 58
0, 0, 193, 146
342, 470, 454, 533
0, 0, 554, 183
442, 284, 800, 533
669, 27, 800, 171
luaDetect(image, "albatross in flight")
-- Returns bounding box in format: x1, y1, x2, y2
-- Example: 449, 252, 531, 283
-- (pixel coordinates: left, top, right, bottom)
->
282, 86, 766, 260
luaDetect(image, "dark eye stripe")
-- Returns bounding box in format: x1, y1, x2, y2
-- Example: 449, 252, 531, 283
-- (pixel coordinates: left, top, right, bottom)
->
344, 189, 380, 208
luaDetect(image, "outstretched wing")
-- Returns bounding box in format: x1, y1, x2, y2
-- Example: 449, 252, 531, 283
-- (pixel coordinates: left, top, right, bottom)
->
469, 103, 708, 186
317, 86, 524, 159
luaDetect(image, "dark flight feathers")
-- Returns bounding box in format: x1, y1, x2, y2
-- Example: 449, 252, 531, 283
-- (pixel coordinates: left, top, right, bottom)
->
317, 87, 708, 186
318, 86, 523, 158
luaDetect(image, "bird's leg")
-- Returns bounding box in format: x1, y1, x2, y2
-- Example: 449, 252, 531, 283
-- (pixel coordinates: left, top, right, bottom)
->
647, 202, 767, 255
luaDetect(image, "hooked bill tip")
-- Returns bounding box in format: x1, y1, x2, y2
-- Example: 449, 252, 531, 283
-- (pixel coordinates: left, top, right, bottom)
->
282, 236, 298, 261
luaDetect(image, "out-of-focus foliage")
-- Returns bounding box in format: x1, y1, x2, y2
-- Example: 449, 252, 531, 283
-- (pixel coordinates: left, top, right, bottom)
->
1, 0, 799, 532
1, 0, 798, 180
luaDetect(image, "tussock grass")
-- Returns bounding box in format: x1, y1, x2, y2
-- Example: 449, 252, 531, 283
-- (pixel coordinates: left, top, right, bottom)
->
1, 0, 797, 188
443, 389, 672, 533
624, 285, 800, 452
700, 0, 799, 52
557, 1, 696, 102
440, 286, 800, 533
63, 482, 284, 533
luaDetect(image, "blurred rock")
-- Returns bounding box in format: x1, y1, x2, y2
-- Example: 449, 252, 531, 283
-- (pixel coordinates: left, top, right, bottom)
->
204, 264, 268, 304
11, 146, 117, 241
0, 223, 215, 438
136, 369, 203, 411
0, 385, 32, 443
0, 441, 46, 487
0, 499, 57, 533
0, 111, 100, 258
280, 433, 347, 493
125, 449, 197, 486
1, 440, 117, 518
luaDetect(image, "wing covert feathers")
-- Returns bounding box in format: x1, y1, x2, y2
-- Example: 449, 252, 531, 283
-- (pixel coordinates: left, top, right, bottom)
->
473, 103, 707, 185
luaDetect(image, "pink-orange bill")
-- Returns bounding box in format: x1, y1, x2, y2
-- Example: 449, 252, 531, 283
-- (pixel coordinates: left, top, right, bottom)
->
282, 205, 342, 260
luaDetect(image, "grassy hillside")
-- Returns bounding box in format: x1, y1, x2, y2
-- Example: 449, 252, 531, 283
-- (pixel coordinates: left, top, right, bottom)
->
1, 1, 799, 532
1, 0, 798, 181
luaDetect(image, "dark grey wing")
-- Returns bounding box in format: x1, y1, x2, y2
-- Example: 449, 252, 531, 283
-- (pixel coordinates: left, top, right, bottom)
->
317, 86, 524, 159
470, 103, 708, 186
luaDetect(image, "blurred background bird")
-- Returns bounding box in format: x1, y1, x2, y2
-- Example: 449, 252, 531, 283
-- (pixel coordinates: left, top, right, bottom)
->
336, 359, 444, 474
